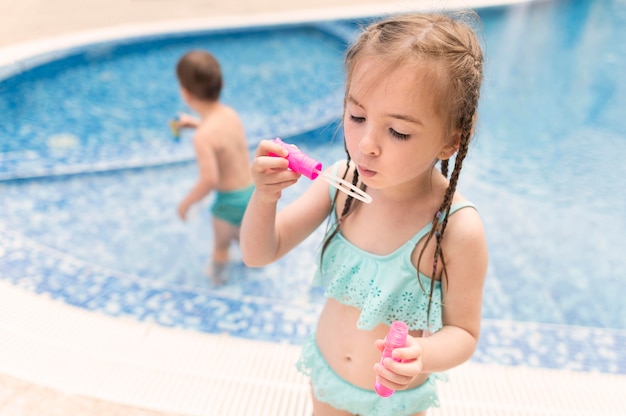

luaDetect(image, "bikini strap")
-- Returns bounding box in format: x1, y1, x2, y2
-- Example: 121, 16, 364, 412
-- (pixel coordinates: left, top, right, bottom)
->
447, 201, 477, 216
410, 201, 477, 244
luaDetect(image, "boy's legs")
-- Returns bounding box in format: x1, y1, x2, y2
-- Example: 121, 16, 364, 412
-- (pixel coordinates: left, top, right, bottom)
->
208, 217, 239, 285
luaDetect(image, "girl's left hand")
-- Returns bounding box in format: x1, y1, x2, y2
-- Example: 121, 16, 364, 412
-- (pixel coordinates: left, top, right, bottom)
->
373, 335, 424, 391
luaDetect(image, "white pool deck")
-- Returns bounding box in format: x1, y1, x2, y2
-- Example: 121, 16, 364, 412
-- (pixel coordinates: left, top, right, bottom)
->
1, 0, 626, 415
1, 281, 625, 416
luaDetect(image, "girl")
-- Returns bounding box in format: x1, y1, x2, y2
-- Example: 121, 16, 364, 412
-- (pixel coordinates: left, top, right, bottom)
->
241, 12, 488, 416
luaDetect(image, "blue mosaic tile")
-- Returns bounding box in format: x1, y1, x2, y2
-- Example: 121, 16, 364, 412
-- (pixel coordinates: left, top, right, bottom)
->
0, 24, 348, 180
2, 226, 626, 374
475, 320, 626, 374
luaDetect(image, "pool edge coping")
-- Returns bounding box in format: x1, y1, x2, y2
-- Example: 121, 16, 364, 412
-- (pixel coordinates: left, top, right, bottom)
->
0, 0, 542, 74
1, 279, 625, 416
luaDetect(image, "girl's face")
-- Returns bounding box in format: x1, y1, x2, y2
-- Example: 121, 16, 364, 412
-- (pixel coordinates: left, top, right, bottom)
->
343, 57, 454, 197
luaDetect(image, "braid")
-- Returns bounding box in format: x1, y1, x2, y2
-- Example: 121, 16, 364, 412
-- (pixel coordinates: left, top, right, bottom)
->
320, 155, 364, 262
340, 161, 360, 219
418, 121, 474, 320
409, 14, 483, 325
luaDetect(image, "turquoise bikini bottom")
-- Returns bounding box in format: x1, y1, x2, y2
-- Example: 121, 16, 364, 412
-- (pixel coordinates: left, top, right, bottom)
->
296, 334, 446, 416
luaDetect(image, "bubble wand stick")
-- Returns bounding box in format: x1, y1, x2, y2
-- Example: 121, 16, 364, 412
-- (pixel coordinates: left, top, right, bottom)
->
271, 138, 372, 204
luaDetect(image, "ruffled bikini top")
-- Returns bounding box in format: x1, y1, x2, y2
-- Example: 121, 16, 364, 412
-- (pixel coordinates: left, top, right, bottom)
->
313, 162, 476, 332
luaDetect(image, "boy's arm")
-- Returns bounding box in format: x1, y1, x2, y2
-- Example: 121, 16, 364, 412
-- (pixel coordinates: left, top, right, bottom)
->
178, 131, 218, 220
177, 113, 201, 129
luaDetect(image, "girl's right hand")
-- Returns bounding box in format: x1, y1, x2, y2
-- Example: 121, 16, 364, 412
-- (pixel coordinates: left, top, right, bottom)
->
250, 139, 301, 203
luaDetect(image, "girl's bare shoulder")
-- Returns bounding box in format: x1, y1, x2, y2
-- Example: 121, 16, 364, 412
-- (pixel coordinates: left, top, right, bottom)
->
443, 195, 487, 260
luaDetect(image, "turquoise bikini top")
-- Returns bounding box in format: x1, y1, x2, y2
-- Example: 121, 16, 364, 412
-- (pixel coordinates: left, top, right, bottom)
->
313, 162, 476, 332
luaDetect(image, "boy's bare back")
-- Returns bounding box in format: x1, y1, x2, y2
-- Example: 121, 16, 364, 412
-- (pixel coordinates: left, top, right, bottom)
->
193, 102, 252, 192
175, 49, 254, 283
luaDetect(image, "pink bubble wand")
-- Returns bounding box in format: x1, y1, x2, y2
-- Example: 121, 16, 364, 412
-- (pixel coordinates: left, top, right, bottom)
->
270, 138, 372, 204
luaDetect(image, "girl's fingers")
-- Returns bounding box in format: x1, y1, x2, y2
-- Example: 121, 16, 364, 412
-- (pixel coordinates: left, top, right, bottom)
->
257, 155, 290, 171
385, 356, 423, 377
255, 139, 288, 158
374, 339, 385, 352
374, 363, 413, 390
249, 140, 301, 199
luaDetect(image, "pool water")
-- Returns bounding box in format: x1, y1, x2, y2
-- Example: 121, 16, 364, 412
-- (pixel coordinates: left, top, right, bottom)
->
0, 25, 346, 179
471, 0, 626, 329
1, 0, 625, 373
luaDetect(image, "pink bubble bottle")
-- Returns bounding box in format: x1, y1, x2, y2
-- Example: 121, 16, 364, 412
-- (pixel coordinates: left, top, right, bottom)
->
375, 321, 409, 397
270, 138, 372, 203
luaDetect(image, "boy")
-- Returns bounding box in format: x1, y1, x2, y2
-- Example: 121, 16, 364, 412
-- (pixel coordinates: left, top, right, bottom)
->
175, 50, 254, 285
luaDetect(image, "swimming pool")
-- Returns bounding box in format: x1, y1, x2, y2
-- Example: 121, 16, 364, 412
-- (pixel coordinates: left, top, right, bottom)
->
1, 0, 625, 374
0, 24, 347, 179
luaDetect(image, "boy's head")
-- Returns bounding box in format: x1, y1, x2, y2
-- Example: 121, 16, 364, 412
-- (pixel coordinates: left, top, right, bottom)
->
176, 50, 223, 101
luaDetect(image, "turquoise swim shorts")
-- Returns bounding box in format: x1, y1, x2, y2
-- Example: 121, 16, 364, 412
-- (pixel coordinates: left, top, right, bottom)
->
210, 185, 254, 226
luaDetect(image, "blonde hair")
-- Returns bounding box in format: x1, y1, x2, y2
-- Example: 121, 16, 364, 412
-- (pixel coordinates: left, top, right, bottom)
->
325, 13, 484, 306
